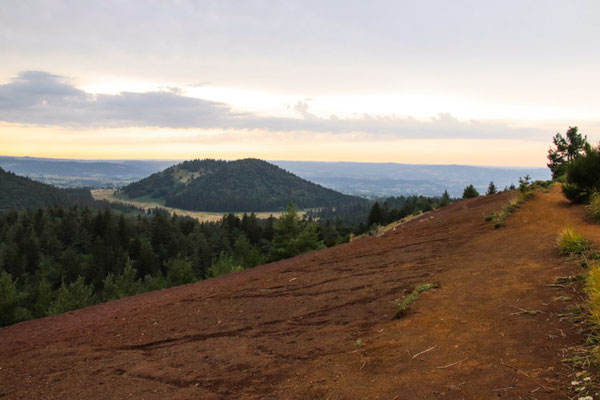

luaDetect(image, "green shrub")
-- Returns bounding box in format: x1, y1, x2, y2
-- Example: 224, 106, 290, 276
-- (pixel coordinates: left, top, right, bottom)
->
563, 146, 600, 203
557, 227, 591, 255
49, 277, 95, 315
165, 256, 196, 286
588, 193, 600, 222
518, 175, 531, 193
532, 180, 554, 191
142, 274, 168, 291
562, 182, 589, 203
208, 252, 243, 278
102, 261, 143, 301
462, 185, 479, 199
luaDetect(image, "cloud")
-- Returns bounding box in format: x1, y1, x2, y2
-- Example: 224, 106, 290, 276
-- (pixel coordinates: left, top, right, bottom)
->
0, 71, 238, 128
0, 71, 547, 140
292, 100, 317, 119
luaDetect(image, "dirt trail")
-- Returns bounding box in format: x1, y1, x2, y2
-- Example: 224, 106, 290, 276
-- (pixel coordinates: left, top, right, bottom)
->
1, 186, 598, 399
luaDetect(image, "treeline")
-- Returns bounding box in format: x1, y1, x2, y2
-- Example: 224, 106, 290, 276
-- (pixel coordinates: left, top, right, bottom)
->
309, 193, 451, 233
0, 189, 470, 326
0, 205, 324, 326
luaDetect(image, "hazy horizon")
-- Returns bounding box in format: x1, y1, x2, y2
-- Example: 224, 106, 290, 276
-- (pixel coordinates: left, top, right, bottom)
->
0, 154, 550, 170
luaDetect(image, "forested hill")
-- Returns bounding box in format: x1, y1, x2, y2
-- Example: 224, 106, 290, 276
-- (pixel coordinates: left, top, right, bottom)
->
0, 167, 93, 210
120, 158, 365, 212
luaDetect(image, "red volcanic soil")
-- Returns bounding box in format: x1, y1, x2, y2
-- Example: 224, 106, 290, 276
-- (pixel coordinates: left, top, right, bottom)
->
1, 186, 599, 399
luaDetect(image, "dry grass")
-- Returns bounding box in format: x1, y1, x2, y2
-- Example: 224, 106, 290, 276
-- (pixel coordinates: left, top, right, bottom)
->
91, 189, 286, 222
586, 262, 600, 327
588, 193, 600, 223
490, 191, 535, 228
557, 226, 591, 255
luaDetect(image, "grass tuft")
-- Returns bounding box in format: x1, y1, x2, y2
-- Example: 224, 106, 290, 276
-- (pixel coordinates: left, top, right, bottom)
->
586, 262, 600, 328
557, 226, 600, 369
586, 262, 600, 364
587, 193, 600, 222
487, 180, 552, 228
395, 283, 440, 318
557, 226, 591, 255
490, 191, 536, 229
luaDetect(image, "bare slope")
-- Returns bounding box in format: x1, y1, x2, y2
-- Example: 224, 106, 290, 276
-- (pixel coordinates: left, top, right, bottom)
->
0, 186, 597, 399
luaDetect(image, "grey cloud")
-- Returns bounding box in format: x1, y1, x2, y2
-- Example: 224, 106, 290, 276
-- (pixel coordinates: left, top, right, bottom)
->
292, 100, 317, 120
0, 71, 85, 109
0, 71, 237, 128
246, 111, 546, 140
0, 71, 546, 140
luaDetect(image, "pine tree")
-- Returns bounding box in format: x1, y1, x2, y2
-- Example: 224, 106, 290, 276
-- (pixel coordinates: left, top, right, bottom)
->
367, 202, 385, 227
547, 126, 588, 179
32, 278, 54, 318
0, 271, 21, 326
439, 190, 451, 207
208, 252, 243, 278
270, 205, 323, 260
486, 181, 497, 195
102, 259, 142, 301
165, 256, 196, 286
462, 185, 479, 199
49, 277, 95, 315
233, 235, 264, 268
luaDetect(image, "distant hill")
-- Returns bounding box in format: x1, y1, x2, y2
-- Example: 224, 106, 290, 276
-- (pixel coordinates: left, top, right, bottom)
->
0, 156, 176, 188
0, 156, 551, 197
120, 158, 363, 212
271, 161, 551, 198
0, 167, 93, 210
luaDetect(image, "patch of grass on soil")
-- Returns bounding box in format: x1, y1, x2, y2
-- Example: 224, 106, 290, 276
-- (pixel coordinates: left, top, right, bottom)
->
487, 180, 552, 229
395, 283, 440, 319
556, 226, 600, 378
586, 262, 600, 330
587, 193, 600, 223
558, 226, 591, 255
490, 191, 535, 228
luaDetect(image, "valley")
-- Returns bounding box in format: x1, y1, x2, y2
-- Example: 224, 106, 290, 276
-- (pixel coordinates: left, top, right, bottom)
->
91, 188, 286, 222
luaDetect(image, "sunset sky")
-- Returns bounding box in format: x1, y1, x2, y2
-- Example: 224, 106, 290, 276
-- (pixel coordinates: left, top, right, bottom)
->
1, 0, 599, 166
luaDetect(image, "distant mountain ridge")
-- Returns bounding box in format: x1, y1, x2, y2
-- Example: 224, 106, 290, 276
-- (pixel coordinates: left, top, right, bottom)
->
120, 158, 364, 212
0, 156, 551, 197
0, 167, 93, 210
0, 156, 176, 188
271, 161, 551, 197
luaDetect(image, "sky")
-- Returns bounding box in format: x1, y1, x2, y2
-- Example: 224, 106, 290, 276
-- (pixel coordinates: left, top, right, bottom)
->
1, 0, 599, 166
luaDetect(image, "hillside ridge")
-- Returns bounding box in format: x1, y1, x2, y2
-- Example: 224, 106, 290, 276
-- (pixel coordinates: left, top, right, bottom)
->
0, 186, 596, 399
0, 167, 93, 210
